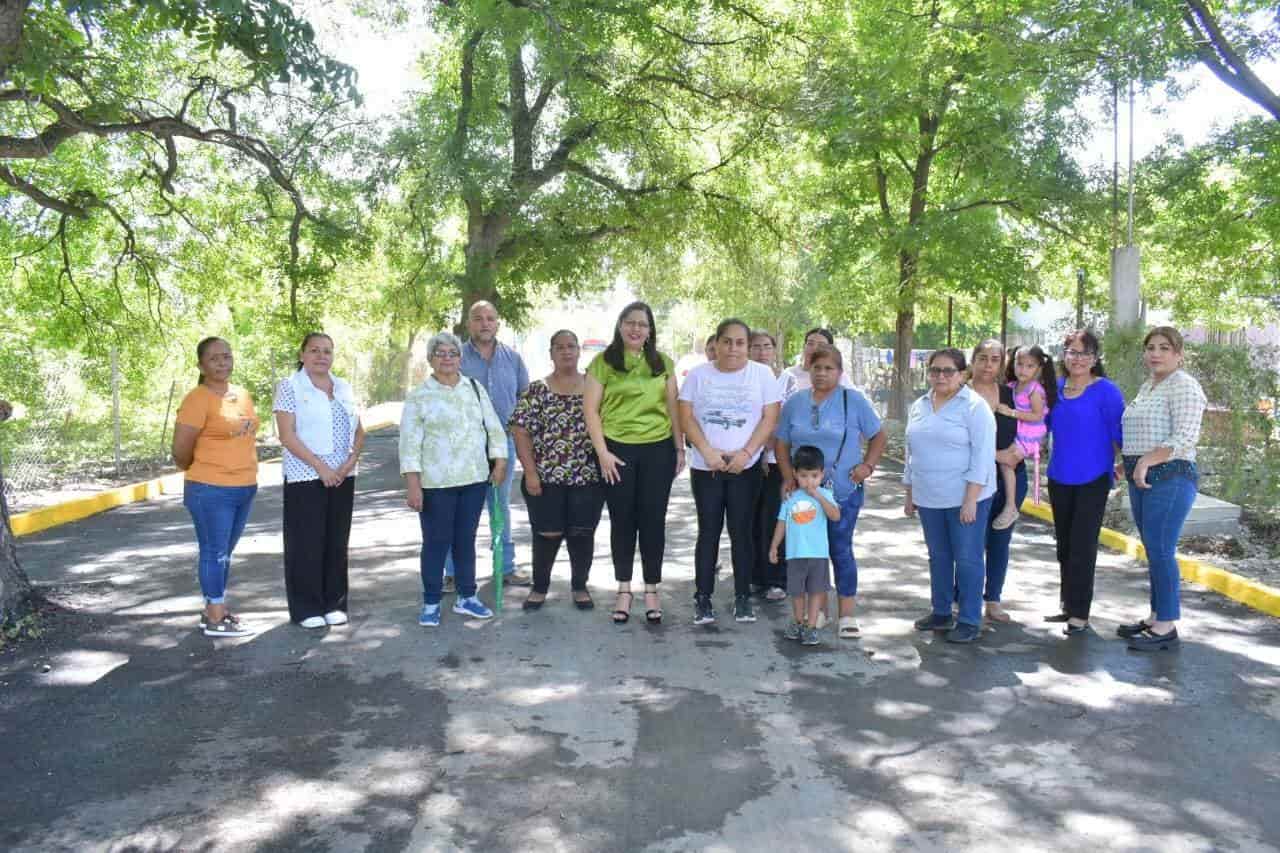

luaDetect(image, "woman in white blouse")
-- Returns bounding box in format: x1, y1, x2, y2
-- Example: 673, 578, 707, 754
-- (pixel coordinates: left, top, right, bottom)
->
1117, 326, 1207, 652
274, 332, 364, 629
400, 332, 509, 627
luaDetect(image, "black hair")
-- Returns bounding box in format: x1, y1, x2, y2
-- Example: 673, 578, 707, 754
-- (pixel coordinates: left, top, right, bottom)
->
1060, 329, 1108, 378
792, 445, 825, 472
549, 329, 579, 349
804, 328, 835, 346
928, 347, 967, 372
1006, 345, 1058, 410
296, 332, 333, 369
196, 336, 227, 385
715, 318, 751, 341
750, 330, 776, 347
603, 301, 666, 377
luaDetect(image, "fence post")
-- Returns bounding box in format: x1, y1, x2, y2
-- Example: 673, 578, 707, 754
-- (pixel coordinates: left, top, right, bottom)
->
111, 348, 121, 476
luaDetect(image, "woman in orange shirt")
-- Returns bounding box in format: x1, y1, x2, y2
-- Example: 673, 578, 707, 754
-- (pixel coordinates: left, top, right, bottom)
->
172, 337, 260, 637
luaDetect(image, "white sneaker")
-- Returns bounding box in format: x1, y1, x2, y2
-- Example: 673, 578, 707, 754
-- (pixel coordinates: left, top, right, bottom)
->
299, 616, 326, 629
323, 610, 348, 626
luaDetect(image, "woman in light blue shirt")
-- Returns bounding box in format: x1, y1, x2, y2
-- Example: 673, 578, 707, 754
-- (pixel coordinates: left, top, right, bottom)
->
903, 348, 997, 644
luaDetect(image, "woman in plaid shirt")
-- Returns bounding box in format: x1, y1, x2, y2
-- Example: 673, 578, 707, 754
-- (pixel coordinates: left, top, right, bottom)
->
1118, 326, 1207, 652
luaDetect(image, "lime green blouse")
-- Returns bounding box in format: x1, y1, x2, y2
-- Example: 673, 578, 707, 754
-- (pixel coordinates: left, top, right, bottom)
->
587, 350, 675, 444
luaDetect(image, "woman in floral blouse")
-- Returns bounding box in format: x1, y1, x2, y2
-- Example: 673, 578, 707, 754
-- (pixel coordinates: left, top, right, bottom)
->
510, 330, 605, 611
1118, 326, 1207, 652
400, 332, 509, 627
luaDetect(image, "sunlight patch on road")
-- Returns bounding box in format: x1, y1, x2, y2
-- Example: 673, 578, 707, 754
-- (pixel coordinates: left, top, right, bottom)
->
41, 649, 130, 685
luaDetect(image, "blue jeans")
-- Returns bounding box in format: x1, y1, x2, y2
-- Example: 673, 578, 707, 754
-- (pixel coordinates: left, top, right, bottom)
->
827, 485, 865, 597
421, 481, 489, 605
446, 434, 516, 577
183, 481, 257, 604
1128, 473, 1197, 621
983, 465, 1028, 602
918, 497, 994, 626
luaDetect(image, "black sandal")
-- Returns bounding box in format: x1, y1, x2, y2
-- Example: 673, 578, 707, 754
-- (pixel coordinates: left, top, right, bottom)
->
644, 589, 662, 624
573, 593, 595, 611
612, 591, 632, 624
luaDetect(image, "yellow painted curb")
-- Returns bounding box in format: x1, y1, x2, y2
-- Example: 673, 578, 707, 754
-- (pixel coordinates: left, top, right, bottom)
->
11, 419, 398, 538
1019, 497, 1280, 618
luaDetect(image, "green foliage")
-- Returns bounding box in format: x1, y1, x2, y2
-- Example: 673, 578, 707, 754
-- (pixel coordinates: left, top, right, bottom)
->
1187, 342, 1280, 513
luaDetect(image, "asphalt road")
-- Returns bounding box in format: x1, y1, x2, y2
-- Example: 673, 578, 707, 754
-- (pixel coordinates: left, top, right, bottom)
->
3, 427, 1279, 852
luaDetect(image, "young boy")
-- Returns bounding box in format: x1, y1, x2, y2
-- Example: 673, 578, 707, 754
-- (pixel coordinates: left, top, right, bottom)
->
769, 445, 841, 646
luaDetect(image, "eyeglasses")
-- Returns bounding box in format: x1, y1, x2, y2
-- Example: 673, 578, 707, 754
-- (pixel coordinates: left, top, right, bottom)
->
927, 367, 959, 377
1065, 350, 1096, 360
621, 320, 650, 330
432, 350, 461, 359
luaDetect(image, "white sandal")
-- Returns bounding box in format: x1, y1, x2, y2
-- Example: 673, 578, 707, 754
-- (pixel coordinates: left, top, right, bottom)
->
838, 616, 861, 638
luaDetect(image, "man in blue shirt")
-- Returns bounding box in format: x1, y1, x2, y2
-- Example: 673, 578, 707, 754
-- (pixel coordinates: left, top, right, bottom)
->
445, 301, 532, 588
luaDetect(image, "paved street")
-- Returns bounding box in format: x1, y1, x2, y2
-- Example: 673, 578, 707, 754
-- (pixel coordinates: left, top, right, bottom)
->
3, 427, 1279, 852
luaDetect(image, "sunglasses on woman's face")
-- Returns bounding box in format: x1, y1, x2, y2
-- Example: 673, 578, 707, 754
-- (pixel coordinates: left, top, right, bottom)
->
927, 367, 959, 377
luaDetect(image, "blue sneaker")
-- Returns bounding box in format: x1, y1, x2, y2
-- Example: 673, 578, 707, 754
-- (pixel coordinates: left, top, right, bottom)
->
418, 604, 441, 627
453, 596, 494, 620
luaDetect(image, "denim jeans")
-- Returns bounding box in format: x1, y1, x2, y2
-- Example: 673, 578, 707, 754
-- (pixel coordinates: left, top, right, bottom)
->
983, 465, 1028, 602
420, 481, 489, 605
828, 485, 865, 598
1128, 472, 1198, 621
183, 481, 257, 604
917, 497, 994, 626
446, 434, 516, 577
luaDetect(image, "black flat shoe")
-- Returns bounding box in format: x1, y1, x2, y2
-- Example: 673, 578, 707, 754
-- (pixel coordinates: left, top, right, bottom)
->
1116, 620, 1151, 639
1044, 613, 1070, 623
1128, 627, 1180, 651
1063, 622, 1089, 635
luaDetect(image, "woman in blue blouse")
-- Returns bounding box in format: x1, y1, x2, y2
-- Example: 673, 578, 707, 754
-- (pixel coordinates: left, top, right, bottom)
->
903, 348, 997, 644
775, 344, 886, 638
1045, 329, 1125, 635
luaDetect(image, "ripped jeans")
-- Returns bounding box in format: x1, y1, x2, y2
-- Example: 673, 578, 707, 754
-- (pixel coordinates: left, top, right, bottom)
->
183, 481, 257, 604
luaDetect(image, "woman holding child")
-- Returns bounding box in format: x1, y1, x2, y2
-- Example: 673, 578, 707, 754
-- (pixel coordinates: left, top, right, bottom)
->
775, 343, 887, 639
968, 339, 1030, 622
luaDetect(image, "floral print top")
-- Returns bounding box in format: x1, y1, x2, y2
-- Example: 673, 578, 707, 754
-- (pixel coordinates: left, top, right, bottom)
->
509, 380, 602, 486
399, 376, 508, 489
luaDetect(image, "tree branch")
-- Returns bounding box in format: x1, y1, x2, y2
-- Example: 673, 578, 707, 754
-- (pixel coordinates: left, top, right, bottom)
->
1181, 0, 1280, 121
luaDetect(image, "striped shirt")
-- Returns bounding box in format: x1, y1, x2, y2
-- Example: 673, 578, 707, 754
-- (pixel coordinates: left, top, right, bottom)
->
1121, 369, 1207, 462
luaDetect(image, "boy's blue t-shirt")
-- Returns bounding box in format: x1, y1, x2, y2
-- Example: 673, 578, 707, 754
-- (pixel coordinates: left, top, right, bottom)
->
777, 487, 834, 559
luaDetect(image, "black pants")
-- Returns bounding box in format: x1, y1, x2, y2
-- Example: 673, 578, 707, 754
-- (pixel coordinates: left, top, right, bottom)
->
283, 477, 355, 621
1048, 473, 1110, 620
523, 480, 606, 594
604, 438, 677, 584
751, 463, 785, 589
691, 464, 763, 597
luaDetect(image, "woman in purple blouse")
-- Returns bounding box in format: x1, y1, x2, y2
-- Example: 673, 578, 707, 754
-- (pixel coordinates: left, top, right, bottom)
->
1045, 329, 1125, 635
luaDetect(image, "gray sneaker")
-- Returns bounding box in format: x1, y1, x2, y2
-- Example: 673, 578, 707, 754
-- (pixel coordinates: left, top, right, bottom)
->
783, 620, 804, 641
734, 595, 757, 623
801, 626, 821, 646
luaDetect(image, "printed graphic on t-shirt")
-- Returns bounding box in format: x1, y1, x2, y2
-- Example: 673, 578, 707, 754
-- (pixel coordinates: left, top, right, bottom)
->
789, 497, 820, 525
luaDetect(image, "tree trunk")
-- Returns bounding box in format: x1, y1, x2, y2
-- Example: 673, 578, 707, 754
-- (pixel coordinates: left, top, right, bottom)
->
455, 208, 509, 331
0, 469, 33, 627
889, 249, 919, 420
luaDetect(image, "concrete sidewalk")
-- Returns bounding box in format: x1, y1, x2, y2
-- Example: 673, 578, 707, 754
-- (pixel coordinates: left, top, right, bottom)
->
2, 428, 1278, 852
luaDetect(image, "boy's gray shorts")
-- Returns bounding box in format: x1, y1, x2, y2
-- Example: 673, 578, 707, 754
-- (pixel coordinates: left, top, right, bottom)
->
786, 558, 831, 595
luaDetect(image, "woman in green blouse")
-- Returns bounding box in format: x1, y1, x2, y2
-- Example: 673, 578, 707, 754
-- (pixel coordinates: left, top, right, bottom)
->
584, 302, 685, 624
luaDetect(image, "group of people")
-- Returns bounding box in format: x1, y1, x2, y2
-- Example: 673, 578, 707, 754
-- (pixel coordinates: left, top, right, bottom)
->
174, 298, 1206, 654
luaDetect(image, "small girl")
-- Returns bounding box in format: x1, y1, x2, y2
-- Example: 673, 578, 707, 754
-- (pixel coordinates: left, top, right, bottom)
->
993, 346, 1057, 530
